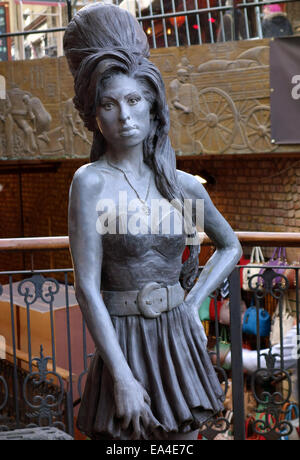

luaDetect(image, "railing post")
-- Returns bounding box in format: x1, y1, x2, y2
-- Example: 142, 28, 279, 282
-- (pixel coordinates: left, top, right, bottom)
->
66, 0, 72, 23
229, 268, 245, 440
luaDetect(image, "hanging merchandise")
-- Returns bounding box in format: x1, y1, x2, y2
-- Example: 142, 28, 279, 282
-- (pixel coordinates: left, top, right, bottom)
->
269, 293, 295, 346
239, 254, 250, 288
209, 296, 223, 322
283, 261, 300, 289
211, 325, 231, 370
219, 298, 247, 326
223, 379, 257, 417
259, 247, 289, 287
242, 299, 271, 337
221, 379, 233, 411
280, 402, 300, 440
198, 296, 211, 321
242, 247, 265, 291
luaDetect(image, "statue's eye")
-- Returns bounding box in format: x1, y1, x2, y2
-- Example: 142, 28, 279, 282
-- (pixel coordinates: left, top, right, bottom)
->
104, 103, 114, 110
101, 101, 114, 110
128, 96, 141, 105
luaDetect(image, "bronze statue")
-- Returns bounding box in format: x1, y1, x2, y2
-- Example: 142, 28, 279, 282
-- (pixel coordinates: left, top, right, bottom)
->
64, 3, 242, 441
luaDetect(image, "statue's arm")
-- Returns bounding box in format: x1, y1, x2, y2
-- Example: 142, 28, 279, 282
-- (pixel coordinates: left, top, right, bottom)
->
68, 166, 154, 437
68, 166, 134, 381
178, 170, 242, 312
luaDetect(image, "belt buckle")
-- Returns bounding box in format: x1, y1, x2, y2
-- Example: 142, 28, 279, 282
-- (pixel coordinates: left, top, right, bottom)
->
137, 282, 163, 318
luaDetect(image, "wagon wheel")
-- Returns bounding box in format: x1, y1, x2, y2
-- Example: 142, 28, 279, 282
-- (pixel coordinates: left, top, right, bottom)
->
245, 105, 278, 153
191, 87, 238, 155
231, 99, 259, 151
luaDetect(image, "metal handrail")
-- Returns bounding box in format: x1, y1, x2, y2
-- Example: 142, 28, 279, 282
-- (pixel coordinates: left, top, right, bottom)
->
1, 232, 300, 251
0, 236, 69, 251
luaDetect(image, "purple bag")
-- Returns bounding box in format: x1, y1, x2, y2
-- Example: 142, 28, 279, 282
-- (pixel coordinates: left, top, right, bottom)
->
259, 247, 288, 286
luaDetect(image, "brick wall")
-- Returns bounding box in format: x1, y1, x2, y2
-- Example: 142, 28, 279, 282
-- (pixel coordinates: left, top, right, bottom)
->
178, 156, 300, 234
0, 155, 300, 273
0, 170, 24, 274
0, 159, 87, 274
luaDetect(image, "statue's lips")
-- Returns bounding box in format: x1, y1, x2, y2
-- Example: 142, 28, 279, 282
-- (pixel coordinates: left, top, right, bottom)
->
119, 126, 138, 136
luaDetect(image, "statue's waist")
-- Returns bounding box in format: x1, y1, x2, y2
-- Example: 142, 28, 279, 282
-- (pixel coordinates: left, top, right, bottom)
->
102, 282, 185, 319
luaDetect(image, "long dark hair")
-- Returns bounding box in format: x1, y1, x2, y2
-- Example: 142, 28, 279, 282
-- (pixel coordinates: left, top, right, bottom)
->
63, 3, 199, 289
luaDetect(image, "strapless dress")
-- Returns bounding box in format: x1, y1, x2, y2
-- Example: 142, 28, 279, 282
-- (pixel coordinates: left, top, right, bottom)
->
76, 232, 224, 440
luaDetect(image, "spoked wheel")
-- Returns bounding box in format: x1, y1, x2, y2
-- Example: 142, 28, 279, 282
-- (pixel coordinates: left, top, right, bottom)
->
192, 87, 238, 154
245, 105, 278, 152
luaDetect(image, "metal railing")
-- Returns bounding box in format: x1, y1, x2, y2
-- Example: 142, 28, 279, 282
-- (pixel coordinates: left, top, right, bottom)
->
132, 0, 298, 48
0, 0, 298, 61
0, 233, 300, 440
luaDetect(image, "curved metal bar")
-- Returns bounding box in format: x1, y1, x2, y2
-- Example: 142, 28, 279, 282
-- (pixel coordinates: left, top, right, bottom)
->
18, 275, 59, 306
0, 376, 8, 412
22, 346, 65, 430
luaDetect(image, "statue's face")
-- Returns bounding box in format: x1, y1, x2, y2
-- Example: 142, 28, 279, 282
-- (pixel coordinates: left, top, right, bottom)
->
177, 70, 189, 84
96, 73, 152, 150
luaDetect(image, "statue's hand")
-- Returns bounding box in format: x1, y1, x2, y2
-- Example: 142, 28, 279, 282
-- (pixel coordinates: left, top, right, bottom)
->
114, 377, 157, 439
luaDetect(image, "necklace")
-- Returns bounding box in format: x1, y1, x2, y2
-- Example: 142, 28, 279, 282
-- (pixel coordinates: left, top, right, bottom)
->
107, 159, 151, 215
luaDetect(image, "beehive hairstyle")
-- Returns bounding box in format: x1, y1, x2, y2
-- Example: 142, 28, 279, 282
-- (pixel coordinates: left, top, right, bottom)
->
63, 3, 199, 289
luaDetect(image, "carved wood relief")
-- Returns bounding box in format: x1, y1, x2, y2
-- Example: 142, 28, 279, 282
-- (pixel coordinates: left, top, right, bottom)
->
0, 58, 92, 160
152, 39, 300, 156
151, 40, 283, 156
0, 38, 298, 160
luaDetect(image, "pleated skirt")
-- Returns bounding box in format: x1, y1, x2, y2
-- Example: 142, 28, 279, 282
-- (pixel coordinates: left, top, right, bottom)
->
77, 302, 224, 440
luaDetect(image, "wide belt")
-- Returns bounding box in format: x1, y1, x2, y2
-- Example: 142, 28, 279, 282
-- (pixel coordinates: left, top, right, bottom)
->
102, 282, 185, 319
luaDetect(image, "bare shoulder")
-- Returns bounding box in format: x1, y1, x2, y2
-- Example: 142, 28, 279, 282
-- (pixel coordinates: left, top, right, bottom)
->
176, 169, 209, 200
70, 160, 106, 198
72, 161, 104, 187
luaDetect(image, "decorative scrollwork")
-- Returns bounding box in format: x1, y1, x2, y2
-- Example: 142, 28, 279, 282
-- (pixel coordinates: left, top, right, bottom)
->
244, 261, 298, 441
252, 406, 292, 440
252, 367, 291, 406
247, 268, 289, 299
23, 345, 65, 430
18, 274, 59, 307
198, 414, 230, 440
0, 375, 9, 432
250, 346, 293, 440
0, 376, 8, 412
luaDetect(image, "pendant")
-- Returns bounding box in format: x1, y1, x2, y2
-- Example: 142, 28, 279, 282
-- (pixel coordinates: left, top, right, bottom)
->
142, 204, 150, 215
